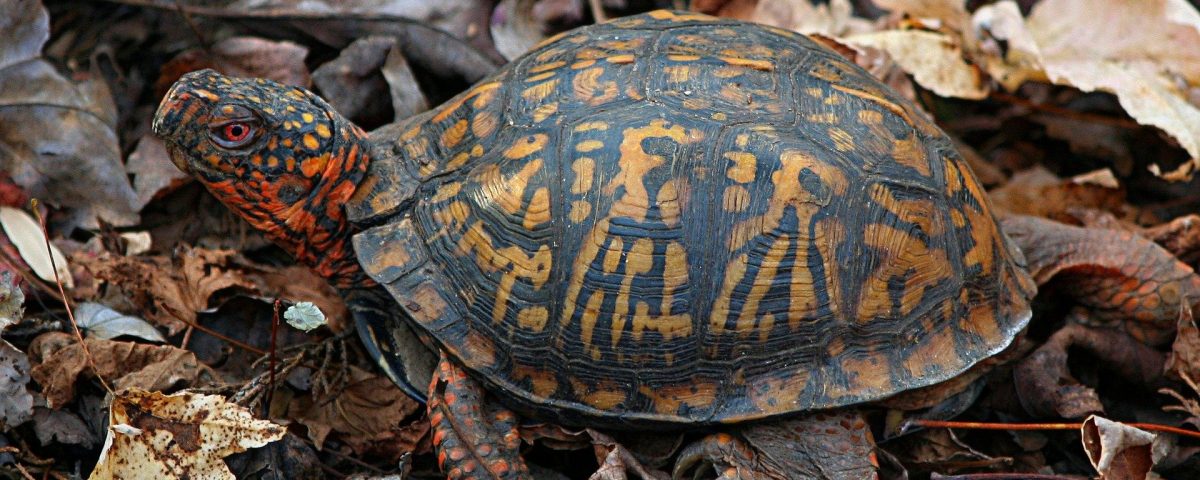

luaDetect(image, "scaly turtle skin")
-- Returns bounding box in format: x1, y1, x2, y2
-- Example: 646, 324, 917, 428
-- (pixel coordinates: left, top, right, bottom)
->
154, 9, 1044, 478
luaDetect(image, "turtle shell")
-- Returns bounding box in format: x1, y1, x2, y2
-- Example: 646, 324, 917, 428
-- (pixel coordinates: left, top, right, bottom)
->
349, 10, 1036, 427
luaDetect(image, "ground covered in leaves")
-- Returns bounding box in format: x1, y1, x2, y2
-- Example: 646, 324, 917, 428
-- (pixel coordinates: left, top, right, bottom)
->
2, 0, 1200, 478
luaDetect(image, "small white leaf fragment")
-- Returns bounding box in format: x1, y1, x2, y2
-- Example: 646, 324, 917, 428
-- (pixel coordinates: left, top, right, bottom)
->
111, 424, 142, 436
284, 301, 327, 332
89, 388, 285, 480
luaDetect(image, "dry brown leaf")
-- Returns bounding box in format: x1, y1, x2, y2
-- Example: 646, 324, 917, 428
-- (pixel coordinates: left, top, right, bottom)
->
972, 0, 1200, 179
843, 30, 988, 100
1027, 0, 1200, 179
157, 36, 310, 93
988, 166, 1129, 222
1165, 304, 1200, 384
692, 0, 759, 19
28, 332, 218, 408
31, 406, 97, 448
0, 270, 23, 331
258, 265, 349, 333
1081, 416, 1155, 480
73, 246, 255, 335
89, 388, 285, 480
0, 339, 33, 429
126, 135, 189, 211
289, 367, 420, 453
0, 0, 139, 228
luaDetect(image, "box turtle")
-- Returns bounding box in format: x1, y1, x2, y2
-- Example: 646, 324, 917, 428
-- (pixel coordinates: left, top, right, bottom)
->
152, 9, 1195, 480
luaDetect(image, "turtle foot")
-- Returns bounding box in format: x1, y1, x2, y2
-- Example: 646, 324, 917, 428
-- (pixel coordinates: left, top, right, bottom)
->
428, 352, 531, 480
673, 411, 878, 480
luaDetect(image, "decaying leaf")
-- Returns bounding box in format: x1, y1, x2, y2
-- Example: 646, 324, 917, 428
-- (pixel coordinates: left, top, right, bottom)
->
0, 338, 33, 430
157, 36, 311, 92
843, 29, 988, 99
1081, 416, 1155, 480
89, 388, 286, 480
75, 302, 167, 343
289, 367, 419, 452
31, 406, 98, 448
1024, 0, 1200, 179
0, 270, 23, 331
73, 246, 256, 335
0, 206, 73, 288
1165, 304, 1200, 385
126, 135, 189, 211
29, 332, 218, 408
749, 0, 867, 37
0, 0, 139, 228
987, 166, 1128, 222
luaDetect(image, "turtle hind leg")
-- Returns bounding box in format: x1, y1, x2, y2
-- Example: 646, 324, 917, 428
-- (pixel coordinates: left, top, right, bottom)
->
673, 411, 879, 480
428, 351, 531, 480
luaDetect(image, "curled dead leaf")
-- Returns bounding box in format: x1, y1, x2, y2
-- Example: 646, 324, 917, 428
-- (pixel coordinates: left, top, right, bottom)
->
1081, 416, 1155, 480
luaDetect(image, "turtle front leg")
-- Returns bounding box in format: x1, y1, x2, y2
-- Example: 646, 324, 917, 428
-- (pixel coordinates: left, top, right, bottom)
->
674, 411, 878, 480
428, 351, 531, 480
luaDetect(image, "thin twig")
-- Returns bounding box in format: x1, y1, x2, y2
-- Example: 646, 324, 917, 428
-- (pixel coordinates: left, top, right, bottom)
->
933, 474, 1087, 480
11, 463, 35, 480
265, 298, 281, 416
910, 419, 1200, 440
30, 200, 113, 395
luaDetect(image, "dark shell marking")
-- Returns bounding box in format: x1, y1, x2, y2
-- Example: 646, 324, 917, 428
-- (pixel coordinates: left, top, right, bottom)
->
353, 10, 1036, 426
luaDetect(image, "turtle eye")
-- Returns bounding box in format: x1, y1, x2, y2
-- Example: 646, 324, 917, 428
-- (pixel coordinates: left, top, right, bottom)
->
208, 105, 261, 149
210, 121, 259, 149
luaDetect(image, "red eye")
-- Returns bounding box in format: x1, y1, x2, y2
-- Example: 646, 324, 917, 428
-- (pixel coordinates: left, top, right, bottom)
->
211, 119, 258, 149
223, 123, 250, 142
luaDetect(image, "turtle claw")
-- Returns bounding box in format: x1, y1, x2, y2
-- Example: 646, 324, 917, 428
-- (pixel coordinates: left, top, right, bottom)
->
428, 351, 531, 480
673, 412, 878, 480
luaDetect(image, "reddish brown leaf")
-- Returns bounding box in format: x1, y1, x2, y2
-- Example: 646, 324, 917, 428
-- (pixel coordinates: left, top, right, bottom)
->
73, 246, 256, 335
289, 367, 420, 455
28, 332, 218, 408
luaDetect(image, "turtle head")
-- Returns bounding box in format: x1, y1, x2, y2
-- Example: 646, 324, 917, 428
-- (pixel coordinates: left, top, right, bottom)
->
154, 69, 372, 288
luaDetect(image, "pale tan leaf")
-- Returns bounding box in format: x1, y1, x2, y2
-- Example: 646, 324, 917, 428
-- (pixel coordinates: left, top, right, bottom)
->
0, 206, 72, 288
89, 389, 285, 480
874, 0, 970, 32
972, 1, 1045, 91
1025, 0, 1200, 178
843, 30, 988, 99
750, 0, 870, 37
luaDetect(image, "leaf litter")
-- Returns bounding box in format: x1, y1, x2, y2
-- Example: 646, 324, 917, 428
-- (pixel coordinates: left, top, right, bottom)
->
2, 0, 1200, 478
